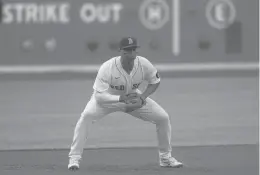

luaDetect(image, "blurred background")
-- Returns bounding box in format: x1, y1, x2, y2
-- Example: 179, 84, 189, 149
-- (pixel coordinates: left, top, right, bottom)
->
0, 0, 258, 150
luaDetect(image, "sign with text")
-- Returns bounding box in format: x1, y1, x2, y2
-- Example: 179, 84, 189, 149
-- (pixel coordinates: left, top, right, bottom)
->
0, 0, 257, 65
1, 2, 123, 24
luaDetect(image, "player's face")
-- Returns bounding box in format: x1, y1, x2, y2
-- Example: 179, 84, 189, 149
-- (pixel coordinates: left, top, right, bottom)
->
121, 47, 137, 60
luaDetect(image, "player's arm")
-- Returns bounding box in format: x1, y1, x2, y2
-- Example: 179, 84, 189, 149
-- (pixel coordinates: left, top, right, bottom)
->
140, 57, 161, 100
93, 63, 127, 104
141, 81, 160, 100
95, 91, 133, 104
94, 91, 120, 104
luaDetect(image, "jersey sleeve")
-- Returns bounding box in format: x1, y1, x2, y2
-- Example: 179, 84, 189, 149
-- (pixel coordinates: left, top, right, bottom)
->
93, 62, 111, 92
140, 56, 160, 84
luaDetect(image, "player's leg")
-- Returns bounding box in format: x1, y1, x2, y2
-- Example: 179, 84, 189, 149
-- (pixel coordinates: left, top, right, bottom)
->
128, 97, 183, 167
68, 97, 115, 170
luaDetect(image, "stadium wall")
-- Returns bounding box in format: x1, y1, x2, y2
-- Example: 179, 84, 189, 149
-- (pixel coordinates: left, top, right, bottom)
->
0, 0, 258, 67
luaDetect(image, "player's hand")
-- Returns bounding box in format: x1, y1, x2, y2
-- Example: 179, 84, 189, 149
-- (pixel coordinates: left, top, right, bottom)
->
124, 95, 146, 113
119, 93, 138, 103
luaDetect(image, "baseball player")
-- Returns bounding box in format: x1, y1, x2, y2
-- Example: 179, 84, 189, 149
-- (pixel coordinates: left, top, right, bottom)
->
68, 37, 183, 170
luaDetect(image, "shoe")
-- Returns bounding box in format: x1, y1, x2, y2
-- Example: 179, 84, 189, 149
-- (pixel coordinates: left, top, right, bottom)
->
68, 157, 80, 171
160, 156, 183, 168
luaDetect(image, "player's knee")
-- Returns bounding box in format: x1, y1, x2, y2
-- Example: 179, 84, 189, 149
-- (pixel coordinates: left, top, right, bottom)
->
163, 113, 170, 124
157, 112, 170, 124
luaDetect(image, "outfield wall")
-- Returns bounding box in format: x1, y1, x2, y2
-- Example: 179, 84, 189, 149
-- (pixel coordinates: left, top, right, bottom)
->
0, 0, 258, 66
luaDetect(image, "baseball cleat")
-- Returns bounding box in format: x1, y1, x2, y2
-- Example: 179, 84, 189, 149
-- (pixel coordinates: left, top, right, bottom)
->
68, 157, 80, 171
159, 156, 183, 168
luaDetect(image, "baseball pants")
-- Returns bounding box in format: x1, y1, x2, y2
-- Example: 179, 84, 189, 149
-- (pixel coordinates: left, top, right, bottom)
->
68, 95, 172, 159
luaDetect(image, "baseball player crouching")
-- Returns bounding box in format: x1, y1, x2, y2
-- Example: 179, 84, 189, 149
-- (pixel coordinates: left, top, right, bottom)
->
68, 37, 183, 170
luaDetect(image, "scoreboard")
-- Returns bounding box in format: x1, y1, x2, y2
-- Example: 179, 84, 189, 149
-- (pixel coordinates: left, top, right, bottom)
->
0, 0, 258, 65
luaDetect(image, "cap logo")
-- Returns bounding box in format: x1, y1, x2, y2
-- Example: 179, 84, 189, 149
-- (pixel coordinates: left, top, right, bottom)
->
128, 38, 133, 45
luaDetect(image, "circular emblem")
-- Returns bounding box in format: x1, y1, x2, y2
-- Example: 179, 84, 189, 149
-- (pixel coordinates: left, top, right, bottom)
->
139, 0, 170, 30
206, 0, 236, 29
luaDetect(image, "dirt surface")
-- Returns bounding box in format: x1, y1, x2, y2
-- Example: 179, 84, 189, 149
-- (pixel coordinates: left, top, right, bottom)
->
0, 144, 258, 175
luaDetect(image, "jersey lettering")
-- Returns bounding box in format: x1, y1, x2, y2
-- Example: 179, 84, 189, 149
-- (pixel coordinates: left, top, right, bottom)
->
132, 83, 141, 90
110, 85, 124, 90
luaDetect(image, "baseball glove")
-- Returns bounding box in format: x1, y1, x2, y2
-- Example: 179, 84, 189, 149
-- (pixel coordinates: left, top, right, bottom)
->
124, 95, 146, 113
119, 93, 138, 103
119, 93, 144, 104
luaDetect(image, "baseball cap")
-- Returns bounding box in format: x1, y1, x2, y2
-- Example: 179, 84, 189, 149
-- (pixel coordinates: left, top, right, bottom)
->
119, 37, 140, 50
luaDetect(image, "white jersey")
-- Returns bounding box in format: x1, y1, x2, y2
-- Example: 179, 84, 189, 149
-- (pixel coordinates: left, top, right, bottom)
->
93, 56, 160, 96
